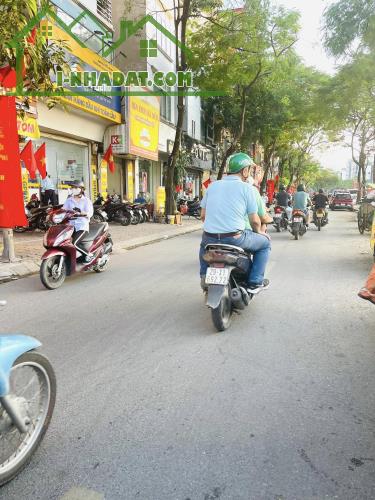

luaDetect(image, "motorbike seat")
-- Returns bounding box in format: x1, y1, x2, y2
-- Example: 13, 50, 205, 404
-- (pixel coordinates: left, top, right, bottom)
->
205, 243, 246, 254
81, 223, 108, 243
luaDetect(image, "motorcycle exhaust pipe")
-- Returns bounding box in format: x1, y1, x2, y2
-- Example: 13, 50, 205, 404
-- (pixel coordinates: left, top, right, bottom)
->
230, 287, 250, 310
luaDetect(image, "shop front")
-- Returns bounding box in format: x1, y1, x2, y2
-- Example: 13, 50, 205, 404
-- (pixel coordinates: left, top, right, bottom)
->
184, 138, 215, 199
103, 91, 161, 206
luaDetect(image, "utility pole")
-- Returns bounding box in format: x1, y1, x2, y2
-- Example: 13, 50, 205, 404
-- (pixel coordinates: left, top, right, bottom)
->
373, 154, 375, 184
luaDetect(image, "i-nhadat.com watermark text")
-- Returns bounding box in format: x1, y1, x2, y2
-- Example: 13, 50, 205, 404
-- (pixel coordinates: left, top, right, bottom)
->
56, 70, 193, 89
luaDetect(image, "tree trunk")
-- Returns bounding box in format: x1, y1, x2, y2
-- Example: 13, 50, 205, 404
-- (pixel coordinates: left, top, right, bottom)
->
217, 142, 236, 180
165, 0, 191, 215
1, 229, 17, 262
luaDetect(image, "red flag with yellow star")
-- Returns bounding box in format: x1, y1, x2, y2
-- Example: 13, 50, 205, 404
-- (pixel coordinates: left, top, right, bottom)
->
102, 144, 115, 173
35, 143, 47, 178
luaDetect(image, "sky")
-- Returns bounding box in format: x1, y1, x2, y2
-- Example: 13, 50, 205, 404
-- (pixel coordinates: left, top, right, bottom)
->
276, 0, 352, 174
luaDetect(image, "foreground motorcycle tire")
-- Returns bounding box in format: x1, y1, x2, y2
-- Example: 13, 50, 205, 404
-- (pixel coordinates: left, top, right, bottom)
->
276, 224, 281, 233
40, 256, 67, 290
317, 219, 321, 231
294, 231, 299, 240
0, 351, 56, 486
211, 291, 232, 332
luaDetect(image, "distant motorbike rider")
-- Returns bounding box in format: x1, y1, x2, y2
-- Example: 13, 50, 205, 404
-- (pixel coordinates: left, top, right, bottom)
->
275, 185, 292, 220
293, 184, 311, 225
200, 152, 271, 294
63, 181, 94, 262
312, 189, 329, 222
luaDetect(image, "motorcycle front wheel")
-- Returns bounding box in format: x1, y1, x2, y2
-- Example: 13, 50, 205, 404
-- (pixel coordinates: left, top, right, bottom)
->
131, 212, 141, 225
0, 351, 56, 486
317, 218, 321, 231
211, 288, 232, 332
40, 256, 67, 290
120, 212, 131, 226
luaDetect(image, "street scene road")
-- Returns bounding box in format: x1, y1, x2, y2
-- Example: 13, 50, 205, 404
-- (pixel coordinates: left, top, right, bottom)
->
1, 211, 374, 500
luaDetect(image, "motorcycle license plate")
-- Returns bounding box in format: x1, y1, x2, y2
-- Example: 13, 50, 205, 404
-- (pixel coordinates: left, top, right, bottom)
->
293, 217, 303, 222
205, 268, 230, 285
317, 213, 324, 218
101, 210, 108, 218
274, 214, 281, 218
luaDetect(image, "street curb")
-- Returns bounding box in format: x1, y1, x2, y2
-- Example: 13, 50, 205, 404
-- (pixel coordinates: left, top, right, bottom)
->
118, 226, 202, 251
0, 225, 202, 283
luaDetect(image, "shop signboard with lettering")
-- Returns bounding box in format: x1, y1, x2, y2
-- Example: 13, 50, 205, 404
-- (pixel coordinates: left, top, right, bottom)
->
128, 93, 160, 161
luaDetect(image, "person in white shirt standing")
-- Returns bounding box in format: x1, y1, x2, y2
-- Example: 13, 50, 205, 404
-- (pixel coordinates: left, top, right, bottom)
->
63, 181, 94, 262
42, 172, 56, 205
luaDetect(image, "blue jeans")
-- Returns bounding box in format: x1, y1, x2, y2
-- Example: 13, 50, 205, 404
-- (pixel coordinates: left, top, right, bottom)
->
199, 230, 271, 285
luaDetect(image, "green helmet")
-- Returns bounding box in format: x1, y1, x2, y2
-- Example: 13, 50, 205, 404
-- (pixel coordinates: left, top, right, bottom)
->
227, 152, 254, 174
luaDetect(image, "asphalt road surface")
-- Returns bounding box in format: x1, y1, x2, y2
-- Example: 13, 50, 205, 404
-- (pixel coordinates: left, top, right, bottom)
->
1, 211, 374, 500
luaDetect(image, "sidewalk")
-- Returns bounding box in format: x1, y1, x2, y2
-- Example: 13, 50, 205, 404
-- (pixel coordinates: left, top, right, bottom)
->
0, 218, 202, 282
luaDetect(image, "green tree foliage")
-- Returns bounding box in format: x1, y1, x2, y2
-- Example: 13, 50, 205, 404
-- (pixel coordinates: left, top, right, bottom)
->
188, 0, 299, 178
0, 0, 68, 99
324, 0, 375, 58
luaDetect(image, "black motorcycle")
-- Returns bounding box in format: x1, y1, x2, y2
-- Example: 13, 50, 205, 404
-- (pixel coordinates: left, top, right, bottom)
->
203, 244, 254, 331
14, 204, 54, 233
178, 197, 201, 219
97, 195, 133, 226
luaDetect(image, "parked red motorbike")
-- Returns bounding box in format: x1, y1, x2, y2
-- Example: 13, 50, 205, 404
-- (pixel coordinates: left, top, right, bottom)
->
40, 209, 113, 289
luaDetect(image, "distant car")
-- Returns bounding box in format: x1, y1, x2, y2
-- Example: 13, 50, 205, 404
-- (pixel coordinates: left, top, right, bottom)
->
329, 192, 354, 211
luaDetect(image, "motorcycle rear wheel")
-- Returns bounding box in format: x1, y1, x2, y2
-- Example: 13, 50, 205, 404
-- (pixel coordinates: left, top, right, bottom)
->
13, 226, 28, 233
0, 351, 56, 486
317, 219, 321, 231
40, 256, 66, 290
211, 291, 232, 332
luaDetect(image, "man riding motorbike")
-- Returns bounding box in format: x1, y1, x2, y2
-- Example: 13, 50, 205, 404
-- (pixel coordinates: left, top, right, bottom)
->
62, 181, 94, 262
293, 184, 311, 226
199, 152, 271, 294
275, 185, 292, 220
312, 188, 329, 222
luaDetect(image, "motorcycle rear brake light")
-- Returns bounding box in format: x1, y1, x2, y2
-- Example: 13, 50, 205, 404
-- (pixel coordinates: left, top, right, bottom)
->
213, 263, 225, 268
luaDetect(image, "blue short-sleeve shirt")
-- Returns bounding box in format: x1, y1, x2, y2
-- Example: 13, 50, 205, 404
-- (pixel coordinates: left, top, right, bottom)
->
201, 176, 258, 233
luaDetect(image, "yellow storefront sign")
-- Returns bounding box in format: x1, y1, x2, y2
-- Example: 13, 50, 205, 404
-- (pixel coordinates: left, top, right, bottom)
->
156, 186, 166, 214
91, 164, 98, 202
126, 160, 134, 202
41, 20, 121, 124
17, 115, 40, 139
371, 212, 375, 253
129, 94, 160, 161
41, 21, 118, 74
100, 165, 108, 198
22, 169, 29, 203
60, 93, 121, 124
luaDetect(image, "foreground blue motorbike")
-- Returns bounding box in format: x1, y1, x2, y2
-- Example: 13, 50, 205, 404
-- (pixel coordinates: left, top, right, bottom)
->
0, 335, 56, 486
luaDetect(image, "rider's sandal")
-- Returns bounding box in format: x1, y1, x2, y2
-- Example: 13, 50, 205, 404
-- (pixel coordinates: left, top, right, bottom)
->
358, 287, 375, 304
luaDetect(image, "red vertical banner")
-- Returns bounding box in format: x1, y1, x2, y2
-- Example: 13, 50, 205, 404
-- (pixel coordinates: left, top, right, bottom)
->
266, 179, 275, 205
0, 92, 28, 227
